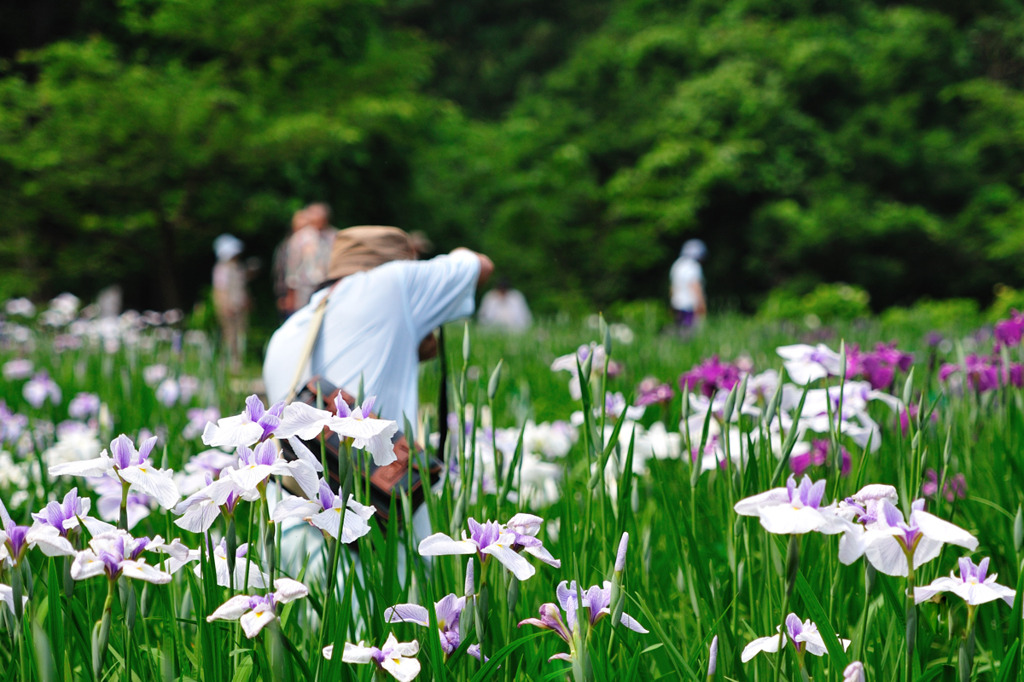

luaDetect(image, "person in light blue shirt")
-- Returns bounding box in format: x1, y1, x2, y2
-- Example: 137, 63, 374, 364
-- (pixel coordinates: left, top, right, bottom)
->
262, 226, 493, 437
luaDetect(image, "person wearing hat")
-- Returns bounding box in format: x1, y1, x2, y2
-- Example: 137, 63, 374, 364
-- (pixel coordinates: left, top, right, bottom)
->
670, 238, 707, 334
262, 226, 493, 432
212, 234, 251, 371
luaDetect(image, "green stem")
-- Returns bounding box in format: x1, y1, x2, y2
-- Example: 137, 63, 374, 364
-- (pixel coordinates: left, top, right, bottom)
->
774, 535, 800, 682
905, 561, 917, 682
795, 649, 811, 682
226, 514, 237, 593
958, 605, 977, 682
118, 479, 130, 531
315, 536, 343, 681
93, 578, 117, 680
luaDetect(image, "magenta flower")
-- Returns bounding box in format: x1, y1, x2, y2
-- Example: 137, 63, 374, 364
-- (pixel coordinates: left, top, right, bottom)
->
790, 440, 850, 477
635, 377, 674, 407
679, 356, 741, 398
995, 310, 1024, 348
940, 355, 1002, 393
921, 468, 966, 502
847, 341, 914, 391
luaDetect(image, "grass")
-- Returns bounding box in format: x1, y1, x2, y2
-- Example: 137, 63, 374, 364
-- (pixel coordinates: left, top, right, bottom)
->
0, 303, 1020, 681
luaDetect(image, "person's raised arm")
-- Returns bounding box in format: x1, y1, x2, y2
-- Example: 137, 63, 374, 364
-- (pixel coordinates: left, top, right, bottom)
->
452, 248, 493, 288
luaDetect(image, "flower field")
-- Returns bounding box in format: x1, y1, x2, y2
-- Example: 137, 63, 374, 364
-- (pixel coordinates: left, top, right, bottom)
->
1, 294, 1023, 681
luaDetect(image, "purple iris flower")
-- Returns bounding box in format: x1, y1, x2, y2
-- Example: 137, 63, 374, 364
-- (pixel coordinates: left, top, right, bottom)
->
237, 441, 278, 468
32, 488, 88, 537
881, 500, 924, 549
111, 433, 158, 470
4, 526, 30, 563
519, 603, 574, 655
0, 401, 28, 445
203, 395, 285, 449
247, 396, 285, 443
520, 580, 648, 661
385, 594, 482, 659
556, 580, 648, 633
335, 394, 375, 420
790, 440, 850, 477
0, 497, 31, 564
184, 407, 221, 440
24, 371, 62, 408
921, 468, 967, 502
679, 356, 741, 398
913, 556, 1016, 607
70, 530, 171, 584
419, 515, 560, 580
942, 355, 1004, 393
635, 377, 674, 407
788, 475, 826, 509
741, 613, 850, 662
68, 392, 101, 420
995, 310, 1024, 348
859, 498, 978, 577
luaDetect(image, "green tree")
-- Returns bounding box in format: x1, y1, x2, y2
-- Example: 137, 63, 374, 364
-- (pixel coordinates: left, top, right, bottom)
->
411, 0, 1024, 312
0, 0, 437, 308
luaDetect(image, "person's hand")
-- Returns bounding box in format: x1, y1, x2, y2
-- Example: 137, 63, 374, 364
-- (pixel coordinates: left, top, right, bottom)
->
452, 248, 494, 287
418, 332, 438, 361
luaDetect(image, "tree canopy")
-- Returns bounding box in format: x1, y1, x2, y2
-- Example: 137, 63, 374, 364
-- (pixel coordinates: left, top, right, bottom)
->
3, 0, 1024, 314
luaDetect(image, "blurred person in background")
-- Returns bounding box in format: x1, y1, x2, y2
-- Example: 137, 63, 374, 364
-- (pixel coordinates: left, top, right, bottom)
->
212, 234, 251, 372
273, 207, 308, 318
670, 238, 707, 335
478, 277, 532, 332
274, 203, 339, 318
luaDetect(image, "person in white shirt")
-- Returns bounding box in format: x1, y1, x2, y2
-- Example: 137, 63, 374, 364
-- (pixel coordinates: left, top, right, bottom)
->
477, 278, 532, 332
669, 239, 707, 332
262, 226, 493, 435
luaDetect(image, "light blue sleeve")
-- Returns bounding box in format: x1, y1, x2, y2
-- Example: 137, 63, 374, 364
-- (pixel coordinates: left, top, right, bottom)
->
402, 252, 481, 338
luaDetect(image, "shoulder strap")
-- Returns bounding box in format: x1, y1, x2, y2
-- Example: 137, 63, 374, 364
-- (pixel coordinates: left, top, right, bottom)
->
283, 284, 338, 403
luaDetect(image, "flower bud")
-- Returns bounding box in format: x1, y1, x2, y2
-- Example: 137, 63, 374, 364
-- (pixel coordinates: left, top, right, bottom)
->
487, 360, 503, 402
614, 532, 629, 573
464, 559, 475, 598
601, 315, 613, 360
1014, 505, 1023, 554
507, 576, 520, 613
843, 660, 865, 682
707, 635, 718, 678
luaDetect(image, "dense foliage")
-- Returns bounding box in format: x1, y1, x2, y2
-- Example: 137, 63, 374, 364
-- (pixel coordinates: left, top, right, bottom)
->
3, 0, 1024, 313
2, 297, 1024, 680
